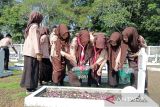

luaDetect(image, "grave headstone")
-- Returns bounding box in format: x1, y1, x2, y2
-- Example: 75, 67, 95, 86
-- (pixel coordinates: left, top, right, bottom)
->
0, 49, 13, 77
0, 49, 4, 72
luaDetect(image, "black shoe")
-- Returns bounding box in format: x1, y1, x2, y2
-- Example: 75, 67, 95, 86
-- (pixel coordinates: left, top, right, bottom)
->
79, 79, 82, 84
88, 83, 91, 87
109, 85, 118, 88
27, 88, 36, 92
144, 90, 149, 95
54, 83, 58, 86
60, 81, 64, 86
39, 81, 43, 86
4, 68, 9, 70
96, 83, 100, 87
26, 88, 36, 94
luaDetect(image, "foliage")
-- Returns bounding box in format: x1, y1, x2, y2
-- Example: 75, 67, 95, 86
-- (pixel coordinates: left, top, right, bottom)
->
88, 0, 131, 35
0, 0, 159, 44
118, 0, 160, 45
0, 3, 27, 43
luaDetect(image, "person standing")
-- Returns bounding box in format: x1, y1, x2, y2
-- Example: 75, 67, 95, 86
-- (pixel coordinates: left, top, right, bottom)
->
20, 11, 43, 93
0, 33, 18, 70
137, 35, 148, 93
108, 32, 122, 87
50, 24, 71, 86
88, 33, 107, 87
60, 30, 92, 86
120, 27, 141, 88
38, 26, 52, 85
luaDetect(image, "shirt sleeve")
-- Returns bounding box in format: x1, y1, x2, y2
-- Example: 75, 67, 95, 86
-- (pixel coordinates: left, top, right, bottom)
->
70, 37, 77, 63
96, 49, 107, 64
10, 38, 14, 47
50, 34, 58, 57
31, 24, 40, 54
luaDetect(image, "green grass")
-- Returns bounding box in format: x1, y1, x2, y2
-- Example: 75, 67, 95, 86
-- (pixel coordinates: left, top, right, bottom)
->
0, 70, 22, 90
11, 92, 27, 100
0, 68, 26, 107
12, 70, 22, 75
0, 82, 20, 89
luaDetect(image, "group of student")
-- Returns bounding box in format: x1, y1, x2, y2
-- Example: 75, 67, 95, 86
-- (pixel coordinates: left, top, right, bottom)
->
20, 11, 147, 93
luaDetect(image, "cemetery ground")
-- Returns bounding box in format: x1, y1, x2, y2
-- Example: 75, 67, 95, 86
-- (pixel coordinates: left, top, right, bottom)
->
0, 64, 160, 107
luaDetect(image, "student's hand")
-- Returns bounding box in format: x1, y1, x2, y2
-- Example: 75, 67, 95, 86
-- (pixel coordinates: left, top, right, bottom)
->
113, 66, 117, 71
60, 50, 65, 56
15, 51, 18, 54
36, 53, 42, 61
114, 63, 121, 71
97, 69, 102, 76
90, 64, 95, 69
128, 53, 138, 58
117, 63, 122, 70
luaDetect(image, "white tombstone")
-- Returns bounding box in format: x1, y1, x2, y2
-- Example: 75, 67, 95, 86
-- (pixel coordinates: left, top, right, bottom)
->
0, 48, 13, 77
137, 48, 148, 93
0, 49, 4, 72
121, 86, 139, 101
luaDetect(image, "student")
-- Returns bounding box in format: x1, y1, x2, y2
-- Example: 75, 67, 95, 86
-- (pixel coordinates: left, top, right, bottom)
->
120, 27, 141, 88
128, 35, 148, 93
20, 11, 43, 93
0, 33, 18, 70
108, 32, 122, 87
60, 30, 92, 86
50, 24, 71, 86
38, 26, 52, 85
88, 33, 107, 87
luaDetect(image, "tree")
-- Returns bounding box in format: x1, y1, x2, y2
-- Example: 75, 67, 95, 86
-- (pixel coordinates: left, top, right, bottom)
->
118, 0, 160, 45
0, 4, 27, 43
88, 0, 131, 35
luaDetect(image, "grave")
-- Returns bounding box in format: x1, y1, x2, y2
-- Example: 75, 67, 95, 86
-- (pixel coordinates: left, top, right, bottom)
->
24, 86, 159, 107
0, 49, 13, 78
9, 62, 24, 71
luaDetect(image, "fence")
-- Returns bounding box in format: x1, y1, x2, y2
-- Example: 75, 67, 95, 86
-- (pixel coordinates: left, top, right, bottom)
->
9, 44, 160, 63
9, 44, 24, 62
146, 46, 160, 63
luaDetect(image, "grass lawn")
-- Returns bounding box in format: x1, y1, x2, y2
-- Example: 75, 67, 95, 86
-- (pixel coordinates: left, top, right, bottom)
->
0, 70, 26, 107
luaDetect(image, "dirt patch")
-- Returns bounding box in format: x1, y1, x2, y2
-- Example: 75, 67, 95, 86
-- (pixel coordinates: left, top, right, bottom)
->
0, 89, 25, 107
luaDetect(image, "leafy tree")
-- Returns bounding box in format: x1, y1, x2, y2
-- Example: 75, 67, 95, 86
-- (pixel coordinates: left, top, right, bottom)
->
0, 4, 27, 43
88, 0, 131, 35
118, 0, 160, 45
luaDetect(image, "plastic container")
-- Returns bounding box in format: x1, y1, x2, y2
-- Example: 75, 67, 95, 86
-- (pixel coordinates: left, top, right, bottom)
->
72, 66, 91, 79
